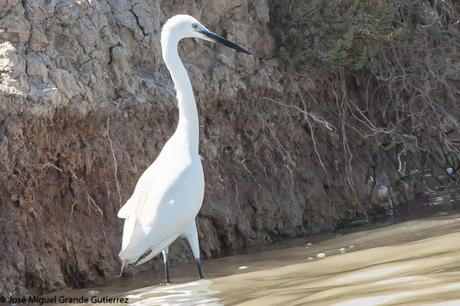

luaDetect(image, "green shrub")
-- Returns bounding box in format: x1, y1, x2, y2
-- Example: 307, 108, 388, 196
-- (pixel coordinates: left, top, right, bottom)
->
271, 0, 408, 70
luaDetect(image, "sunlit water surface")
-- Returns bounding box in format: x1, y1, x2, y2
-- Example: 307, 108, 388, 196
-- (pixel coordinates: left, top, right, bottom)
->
56, 212, 460, 306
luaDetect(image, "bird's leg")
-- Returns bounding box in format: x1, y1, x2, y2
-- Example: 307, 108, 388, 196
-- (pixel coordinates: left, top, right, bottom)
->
195, 258, 204, 279
162, 247, 170, 284
184, 221, 204, 279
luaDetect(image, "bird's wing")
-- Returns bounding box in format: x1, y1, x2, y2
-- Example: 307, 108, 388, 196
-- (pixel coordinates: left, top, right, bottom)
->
121, 214, 136, 251
117, 195, 138, 219
119, 153, 204, 262
118, 159, 164, 256
117, 154, 163, 219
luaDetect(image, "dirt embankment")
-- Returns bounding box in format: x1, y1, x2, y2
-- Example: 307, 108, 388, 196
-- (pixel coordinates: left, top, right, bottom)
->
0, 0, 452, 295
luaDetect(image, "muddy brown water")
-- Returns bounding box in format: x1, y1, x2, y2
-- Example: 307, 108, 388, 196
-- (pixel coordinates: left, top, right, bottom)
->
49, 207, 460, 306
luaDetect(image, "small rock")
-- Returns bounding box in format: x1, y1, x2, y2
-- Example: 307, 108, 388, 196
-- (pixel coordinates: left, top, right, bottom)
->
217, 54, 230, 65
87, 290, 99, 297
42, 87, 57, 93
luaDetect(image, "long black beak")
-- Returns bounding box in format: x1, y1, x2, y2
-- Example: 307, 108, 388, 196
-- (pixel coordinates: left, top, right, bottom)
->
198, 29, 252, 55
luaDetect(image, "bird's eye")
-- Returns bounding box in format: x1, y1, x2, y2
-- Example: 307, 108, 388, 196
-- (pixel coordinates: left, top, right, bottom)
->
192, 23, 198, 30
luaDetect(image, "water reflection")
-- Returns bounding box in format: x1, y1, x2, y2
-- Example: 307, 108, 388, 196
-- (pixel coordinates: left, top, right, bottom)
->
124, 280, 221, 306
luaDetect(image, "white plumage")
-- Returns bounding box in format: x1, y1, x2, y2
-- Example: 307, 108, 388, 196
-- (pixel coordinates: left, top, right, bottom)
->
117, 15, 251, 282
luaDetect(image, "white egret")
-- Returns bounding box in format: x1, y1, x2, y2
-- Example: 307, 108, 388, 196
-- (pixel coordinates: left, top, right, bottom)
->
117, 15, 251, 283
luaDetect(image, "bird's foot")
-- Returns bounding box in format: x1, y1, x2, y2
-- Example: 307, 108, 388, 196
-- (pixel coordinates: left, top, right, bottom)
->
195, 259, 204, 279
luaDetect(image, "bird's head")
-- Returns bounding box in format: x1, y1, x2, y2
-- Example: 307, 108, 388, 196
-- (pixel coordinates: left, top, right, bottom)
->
162, 15, 252, 55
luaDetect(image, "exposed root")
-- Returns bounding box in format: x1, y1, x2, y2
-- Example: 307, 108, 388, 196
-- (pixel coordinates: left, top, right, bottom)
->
259, 96, 335, 185
106, 118, 122, 208
87, 192, 103, 216
29, 163, 63, 172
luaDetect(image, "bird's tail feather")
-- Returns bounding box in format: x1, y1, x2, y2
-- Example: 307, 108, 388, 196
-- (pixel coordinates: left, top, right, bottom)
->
135, 249, 156, 266
119, 260, 128, 277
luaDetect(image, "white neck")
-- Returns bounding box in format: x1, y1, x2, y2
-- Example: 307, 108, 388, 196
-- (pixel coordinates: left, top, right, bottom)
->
161, 32, 199, 153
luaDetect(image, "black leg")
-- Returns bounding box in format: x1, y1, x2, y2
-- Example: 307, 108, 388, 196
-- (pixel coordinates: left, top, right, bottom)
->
184, 222, 205, 280
195, 258, 204, 279
162, 249, 170, 284
164, 260, 170, 283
